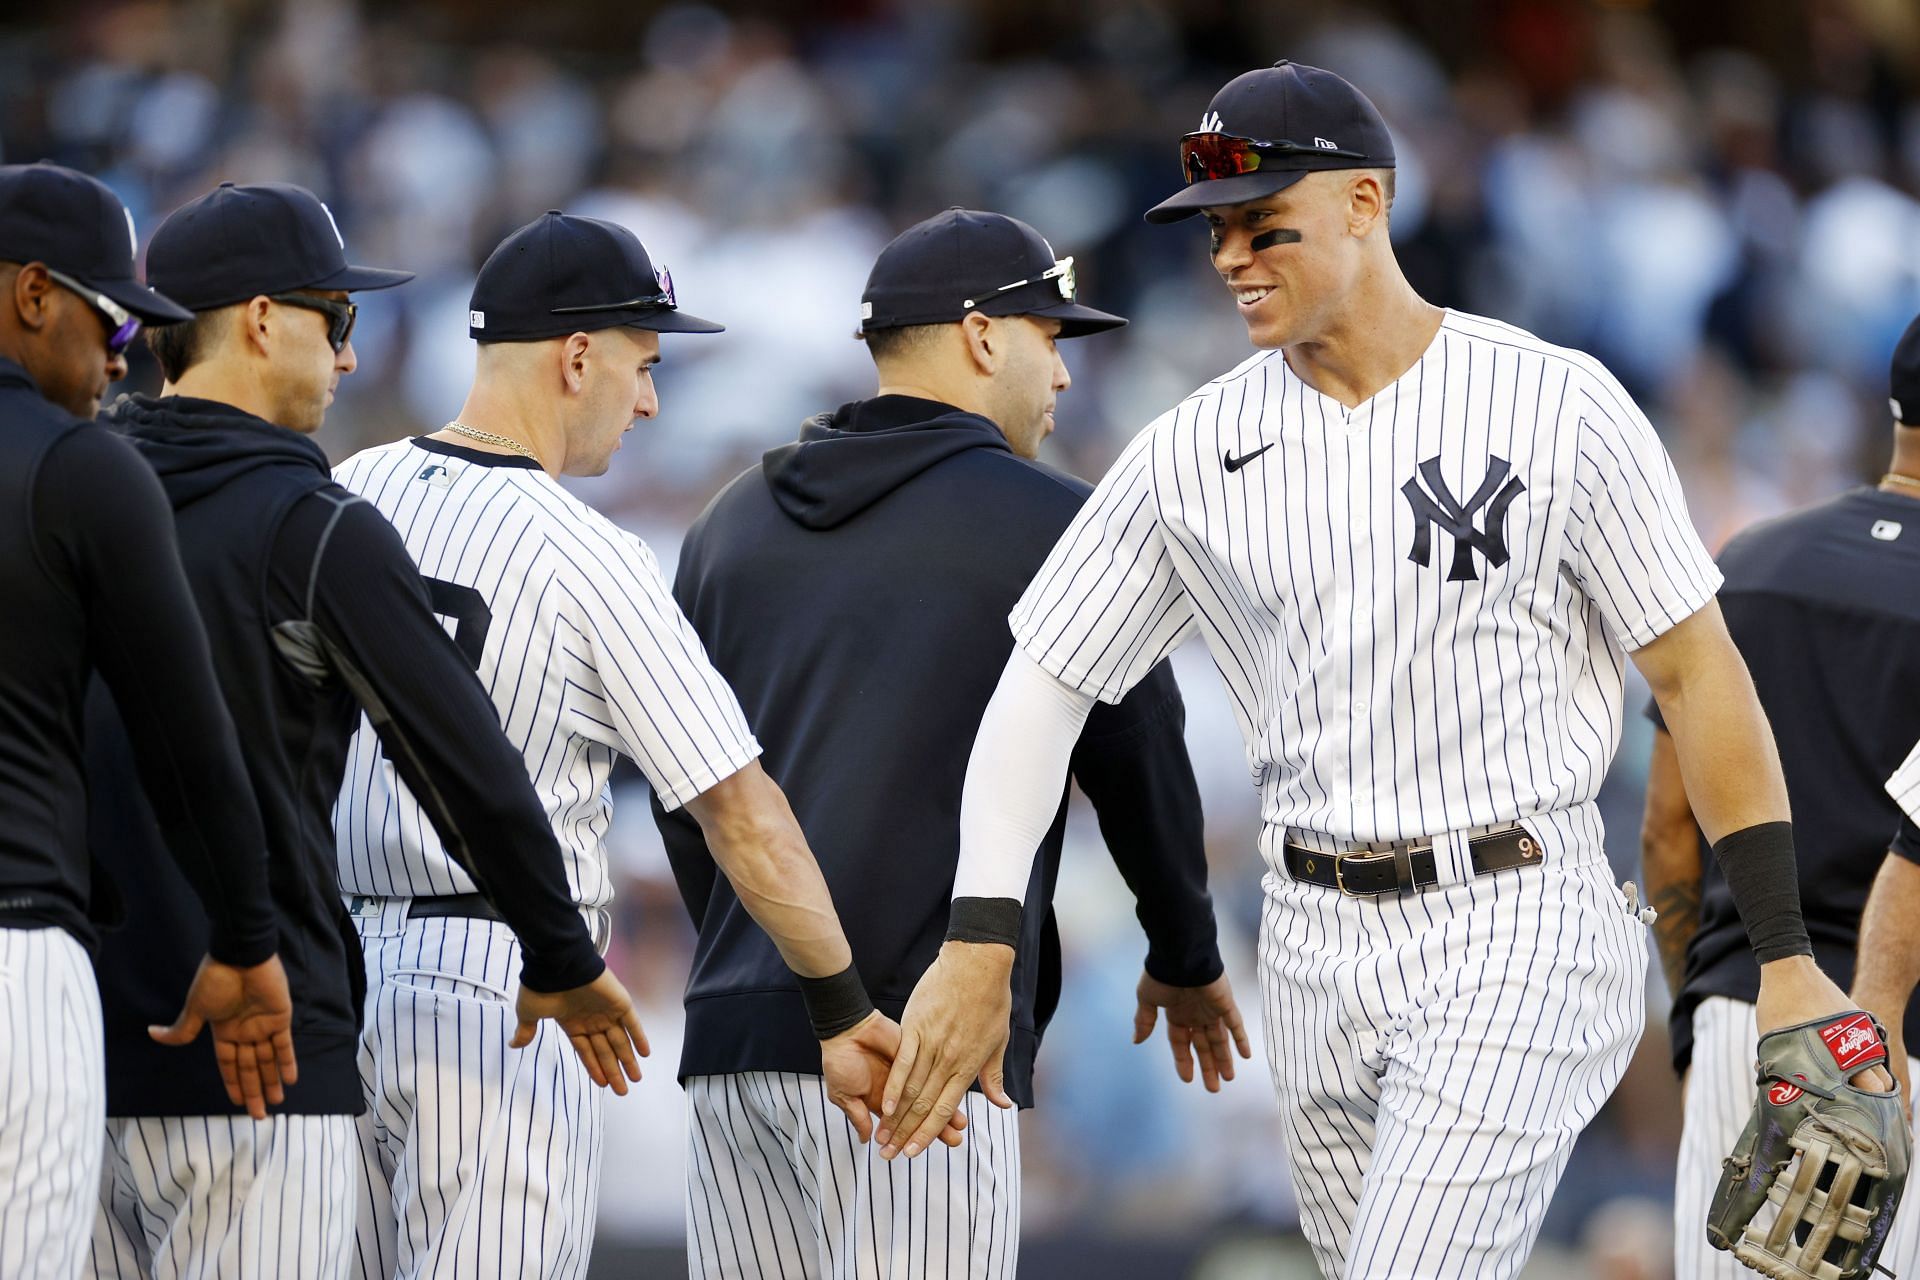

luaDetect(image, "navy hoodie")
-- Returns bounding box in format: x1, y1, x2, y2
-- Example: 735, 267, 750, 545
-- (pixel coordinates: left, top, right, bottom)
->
656, 396, 1222, 1107
89, 394, 603, 1115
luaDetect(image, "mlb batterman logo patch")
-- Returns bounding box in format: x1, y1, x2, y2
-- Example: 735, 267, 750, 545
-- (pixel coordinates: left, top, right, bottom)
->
1872, 519, 1902, 541
469, 310, 485, 329
1819, 1013, 1884, 1073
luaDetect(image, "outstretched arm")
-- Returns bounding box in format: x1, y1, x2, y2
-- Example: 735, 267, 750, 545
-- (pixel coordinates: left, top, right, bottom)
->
1071, 663, 1247, 1091
1634, 602, 1891, 1091
41, 428, 295, 1115
878, 651, 1093, 1159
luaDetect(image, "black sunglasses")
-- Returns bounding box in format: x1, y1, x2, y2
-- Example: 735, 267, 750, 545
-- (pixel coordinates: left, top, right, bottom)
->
268, 293, 357, 352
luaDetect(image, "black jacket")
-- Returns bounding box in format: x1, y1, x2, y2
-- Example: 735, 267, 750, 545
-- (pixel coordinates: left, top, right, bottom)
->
656, 396, 1222, 1107
89, 395, 603, 1116
0, 362, 272, 961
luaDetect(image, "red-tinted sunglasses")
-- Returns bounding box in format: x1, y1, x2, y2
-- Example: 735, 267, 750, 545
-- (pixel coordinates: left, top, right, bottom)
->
1179, 131, 1372, 185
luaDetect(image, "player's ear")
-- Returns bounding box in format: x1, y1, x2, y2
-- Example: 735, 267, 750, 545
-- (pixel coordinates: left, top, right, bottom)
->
560, 331, 593, 393
238, 295, 275, 358
961, 312, 996, 376
1349, 172, 1388, 237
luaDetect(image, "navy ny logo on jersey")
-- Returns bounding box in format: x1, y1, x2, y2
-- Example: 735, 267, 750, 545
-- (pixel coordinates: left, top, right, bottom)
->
1401, 456, 1526, 582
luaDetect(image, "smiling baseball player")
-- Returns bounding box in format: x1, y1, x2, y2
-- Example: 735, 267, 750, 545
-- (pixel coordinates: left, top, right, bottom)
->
878, 60, 1891, 1277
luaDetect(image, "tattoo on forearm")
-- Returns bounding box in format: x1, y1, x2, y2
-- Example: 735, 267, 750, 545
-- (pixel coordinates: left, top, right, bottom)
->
1649, 879, 1702, 996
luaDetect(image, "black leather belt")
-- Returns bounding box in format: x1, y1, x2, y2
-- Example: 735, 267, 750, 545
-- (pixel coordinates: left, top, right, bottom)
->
403, 892, 505, 923
1282, 825, 1543, 896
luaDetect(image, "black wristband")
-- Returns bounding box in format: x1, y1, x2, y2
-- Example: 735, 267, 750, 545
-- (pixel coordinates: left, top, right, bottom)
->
945, 896, 1022, 949
1712, 821, 1814, 965
797, 963, 875, 1040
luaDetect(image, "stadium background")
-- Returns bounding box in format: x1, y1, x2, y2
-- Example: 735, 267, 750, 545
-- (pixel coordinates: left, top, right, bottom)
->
4, 0, 1918, 1275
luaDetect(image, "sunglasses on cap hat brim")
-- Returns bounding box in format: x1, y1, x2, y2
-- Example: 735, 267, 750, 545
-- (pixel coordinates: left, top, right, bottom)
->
44, 266, 143, 357
1145, 131, 1386, 223
546, 263, 725, 335
959, 256, 1128, 337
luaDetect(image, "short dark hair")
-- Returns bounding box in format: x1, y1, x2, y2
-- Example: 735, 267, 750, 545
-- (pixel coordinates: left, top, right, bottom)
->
858, 323, 946, 363
145, 306, 235, 382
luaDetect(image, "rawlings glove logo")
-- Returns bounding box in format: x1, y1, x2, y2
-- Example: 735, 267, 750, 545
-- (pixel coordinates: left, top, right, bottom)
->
1820, 1013, 1884, 1073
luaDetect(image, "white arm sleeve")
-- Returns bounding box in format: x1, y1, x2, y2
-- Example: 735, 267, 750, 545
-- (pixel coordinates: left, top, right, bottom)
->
952, 650, 1097, 903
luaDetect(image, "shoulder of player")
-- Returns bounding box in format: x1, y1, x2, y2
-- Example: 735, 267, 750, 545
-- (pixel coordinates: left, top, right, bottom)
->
1439, 309, 1643, 425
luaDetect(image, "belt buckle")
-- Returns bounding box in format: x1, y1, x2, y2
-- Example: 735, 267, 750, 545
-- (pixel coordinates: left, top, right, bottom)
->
1334, 848, 1397, 896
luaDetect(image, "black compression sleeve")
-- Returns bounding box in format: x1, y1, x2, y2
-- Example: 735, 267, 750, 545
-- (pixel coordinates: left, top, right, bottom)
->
294, 496, 603, 992
1712, 821, 1814, 965
1071, 663, 1224, 988
38, 428, 276, 965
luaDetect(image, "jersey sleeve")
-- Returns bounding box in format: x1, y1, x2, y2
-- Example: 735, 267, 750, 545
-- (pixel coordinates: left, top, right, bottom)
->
1009, 420, 1199, 703
1890, 739, 1920, 827
564, 529, 759, 810
36, 427, 276, 965
1564, 368, 1723, 650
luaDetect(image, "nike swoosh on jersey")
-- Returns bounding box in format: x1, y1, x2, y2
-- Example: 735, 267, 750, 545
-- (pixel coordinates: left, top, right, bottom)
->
1223, 443, 1275, 472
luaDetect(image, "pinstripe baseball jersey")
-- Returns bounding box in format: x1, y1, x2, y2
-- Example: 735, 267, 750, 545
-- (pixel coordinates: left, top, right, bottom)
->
1891, 740, 1920, 824
1011, 308, 1722, 845
331, 437, 760, 906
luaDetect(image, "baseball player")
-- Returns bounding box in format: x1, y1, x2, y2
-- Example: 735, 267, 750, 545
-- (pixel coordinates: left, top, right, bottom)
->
1856, 739, 1920, 1095
332, 212, 936, 1280
879, 61, 1890, 1277
1644, 312, 1920, 1278
654, 207, 1246, 1278
83, 183, 642, 1280
0, 162, 294, 1279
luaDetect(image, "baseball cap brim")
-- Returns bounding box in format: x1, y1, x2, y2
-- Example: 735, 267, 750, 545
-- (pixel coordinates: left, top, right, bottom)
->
307, 263, 416, 293
1144, 169, 1313, 224
1033, 300, 1128, 338
90, 274, 194, 325
624, 308, 725, 335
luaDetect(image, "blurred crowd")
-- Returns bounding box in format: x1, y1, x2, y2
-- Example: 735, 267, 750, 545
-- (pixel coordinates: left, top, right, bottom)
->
5, 0, 1918, 1273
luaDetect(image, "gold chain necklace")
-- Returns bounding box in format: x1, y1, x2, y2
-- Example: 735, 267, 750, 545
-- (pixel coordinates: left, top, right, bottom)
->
1880, 472, 1920, 493
444, 420, 541, 464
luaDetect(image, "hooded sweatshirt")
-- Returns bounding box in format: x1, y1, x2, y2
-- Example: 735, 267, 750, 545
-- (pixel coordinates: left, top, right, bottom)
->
656, 395, 1222, 1107
89, 394, 603, 1116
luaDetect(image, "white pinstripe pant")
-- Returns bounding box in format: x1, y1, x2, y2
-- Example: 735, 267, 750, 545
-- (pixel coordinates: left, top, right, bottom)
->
351, 915, 603, 1280
684, 1071, 1021, 1280
1259, 815, 1646, 1279
1674, 996, 1920, 1279
86, 1114, 356, 1280
0, 927, 104, 1279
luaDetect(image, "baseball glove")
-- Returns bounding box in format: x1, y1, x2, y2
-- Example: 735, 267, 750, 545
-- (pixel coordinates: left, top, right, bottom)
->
1707, 1011, 1910, 1280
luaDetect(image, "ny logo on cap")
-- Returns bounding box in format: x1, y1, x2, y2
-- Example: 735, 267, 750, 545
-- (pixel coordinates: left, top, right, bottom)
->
1199, 110, 1224, 133
318, 201, 346, 251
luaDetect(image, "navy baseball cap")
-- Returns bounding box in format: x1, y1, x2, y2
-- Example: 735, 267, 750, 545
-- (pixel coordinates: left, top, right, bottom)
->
1146, 61, 1396, 224
1893, 312, 1920, 426
467, 212, 723, 342
0, 161, 190, 323
858, 208, 1126, 338
146, 182, 412, 312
